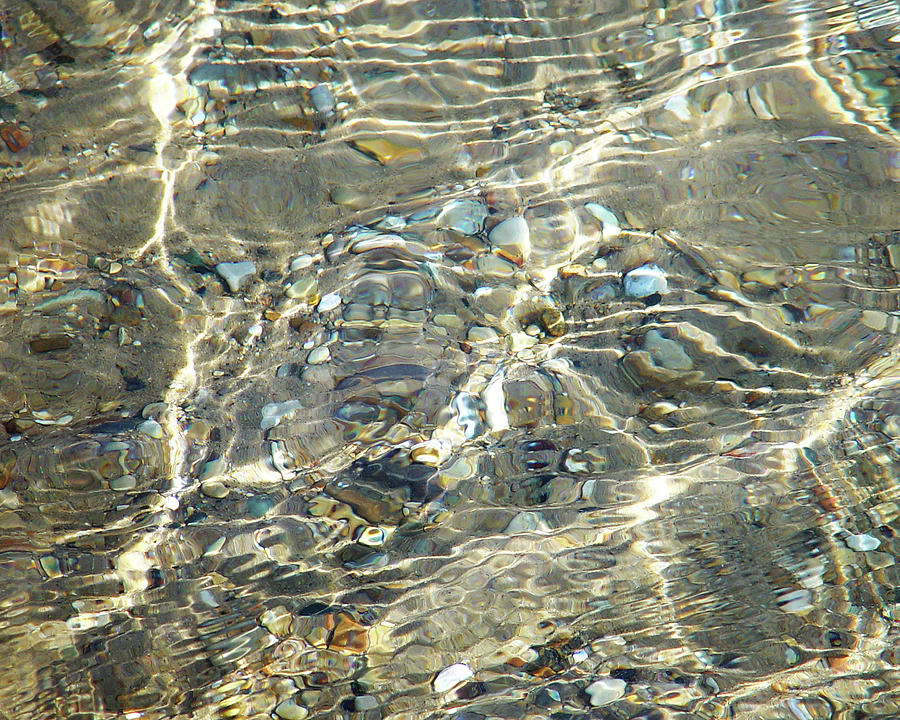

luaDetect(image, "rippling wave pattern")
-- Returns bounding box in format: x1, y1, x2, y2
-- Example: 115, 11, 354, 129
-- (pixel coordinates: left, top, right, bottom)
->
2, 0, 900, 718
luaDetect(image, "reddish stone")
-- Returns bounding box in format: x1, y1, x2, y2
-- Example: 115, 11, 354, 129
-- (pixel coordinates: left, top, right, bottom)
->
0, 124, 31, 153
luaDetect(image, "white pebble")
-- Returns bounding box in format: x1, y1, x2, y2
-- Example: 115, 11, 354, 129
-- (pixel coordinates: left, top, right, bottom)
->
138, 419, 164, 439
290, 254, 314, 271
845, 533, 880, 552
215, 261, 256, 293
489, 216, 530, 262
586, 678, 626, 706
433, 663, 474, 693
623, 263, 667, 298
317, 293, 342, 312
307, 346, 331, 364
585, 203, 621, 238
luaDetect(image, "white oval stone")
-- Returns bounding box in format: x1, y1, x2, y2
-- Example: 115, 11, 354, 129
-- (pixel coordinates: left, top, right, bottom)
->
317, 293, 342, 312
586, 678, 626, 706
845, 533, 880, 552
489, 216, 530, 261
433, 663, 474, 693
307, 346, 331, 365
623, 263, 667, 298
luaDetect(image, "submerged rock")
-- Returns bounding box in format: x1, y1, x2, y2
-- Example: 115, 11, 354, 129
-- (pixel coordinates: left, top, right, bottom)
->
215, 261, 256, 292
623, 263, 667, 298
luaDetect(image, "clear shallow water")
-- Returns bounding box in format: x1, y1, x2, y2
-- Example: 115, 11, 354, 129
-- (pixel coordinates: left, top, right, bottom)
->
2, 0, 900, 718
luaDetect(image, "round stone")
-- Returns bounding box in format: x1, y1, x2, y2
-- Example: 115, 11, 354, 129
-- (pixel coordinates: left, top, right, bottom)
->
586, 678, 626, 706
433, 663, 474, 692
200, 479, 229, 499
623, 263, 667, 298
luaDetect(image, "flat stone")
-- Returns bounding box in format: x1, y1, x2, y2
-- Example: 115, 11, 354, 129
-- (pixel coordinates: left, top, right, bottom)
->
489, 216, 530, 263
285, 277, 317, 300
199, 457, 226, 481
138, 419, 164, 439
307, 346, 331, 364
845, 533, 880, 552
274, 699, 308, 720
586, 678, 626, 706
109, 475, 137, 491
215, 261, 256, 293
200, 479, 229, 499
644, 329, 693, 371
585, 203, 621, 238
29, 335, 71, 353
439, 199, 487, 236
330, 186, 372, 210
623, 263, 667, 298
317, 293, 342, 312
349, 137, 422, 166
433, 663, 474, 692
354, 695, 378, 711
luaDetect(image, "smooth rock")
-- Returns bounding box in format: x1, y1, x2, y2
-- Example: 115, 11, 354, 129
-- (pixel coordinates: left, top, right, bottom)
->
199, 457, 226, 481
623, 263, 667, 298
644, 329, 692, 371
468, 326, 499, 343
260, 400, 302, 430
285, 277, 317, 300
274, 699, 308, 720
138, 419, 164, 439
215, 261, 256, 292
585, 203, 621, 238
317, 293, 342, 312
308, 83, 334, 114
200, 479, 229, 499
290, 254, 314, 271
845, 533, 880, 552
489, 216, 530, 263
307, 346, 331, 364
354, 695, 378, 711
109, 475, 137, 491
433, 663, 474, 692
586, 678, 626, 706
439, 199, 487, 236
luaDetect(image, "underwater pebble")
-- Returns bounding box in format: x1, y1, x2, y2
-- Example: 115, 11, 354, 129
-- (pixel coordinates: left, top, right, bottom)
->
356, 526, 386, 547
199, 457, 226, 481
586, 678, 626, 706
317, 293, 341, 312
644, 329, 693, 371
585, 203, 621, 238
623, 263, 667, 298
260, 400, 302, 431
274, 699, 308, 720
290, 254, 314, 271
285, 277, 318, 300
109, 475, 137, 491
489, 216, 530, 263
138, 419, 164, 439
439, 199, 487, 236
845, 533, 880, 552
504, 511, 547, 534
308, 83, 334, 114
330, 186, 372, 209
468, 326, 499, 343
215, 261, 256, 293
200, 479, 229, 499
307, 346, 331, 364
354, 696, 378, 711
433, 663, 474, 692
476, 253, 516, 279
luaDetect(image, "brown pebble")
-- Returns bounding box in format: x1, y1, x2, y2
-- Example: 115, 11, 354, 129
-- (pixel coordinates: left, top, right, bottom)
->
29, 335, 71, 353
0, 124, 31, 153
328, 613, 369, 655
